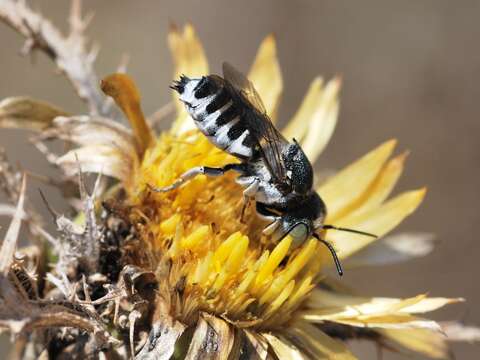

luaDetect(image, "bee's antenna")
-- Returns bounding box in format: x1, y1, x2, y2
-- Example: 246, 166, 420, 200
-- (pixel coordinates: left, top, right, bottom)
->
313, 233, 343, 276
323, 225, 377, 238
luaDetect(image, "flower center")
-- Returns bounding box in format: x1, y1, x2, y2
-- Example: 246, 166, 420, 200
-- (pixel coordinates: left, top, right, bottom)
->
130, 131, 321, 328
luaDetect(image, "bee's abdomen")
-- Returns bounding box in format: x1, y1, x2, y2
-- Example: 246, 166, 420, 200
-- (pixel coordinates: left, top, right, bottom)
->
173, 75, 254, 159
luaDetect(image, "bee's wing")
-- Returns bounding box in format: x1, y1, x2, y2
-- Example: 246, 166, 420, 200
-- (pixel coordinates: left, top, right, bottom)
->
222, 62, 267, 115
222, 62, 290, 189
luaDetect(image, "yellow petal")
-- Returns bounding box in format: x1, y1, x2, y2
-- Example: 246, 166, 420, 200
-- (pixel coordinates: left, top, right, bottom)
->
319, 139, 397, 222
234, 251, 269, 297
287, 320, 357, 359
298, 77, 341, 164
333, 316, 441, 331
302, 307, 442, 331
263, 280, 295, 318
304, 290, 460, 332
181, 225, 210, 250
159, 213, 182, 235
400, 297, 464, 314
169, 23, 209, 80
193, 251, 213, 286
342, 151, 408, 219
282, 77, 323, 141
259, 239, 317, 304
168, 23, 208, 134
379, 328, 448, 359
248, 34, 283, 120
212, 234, 249, 291
263, 333, 306, 360
285, 275, 315, 310
101, 73, 153, 153
212, 232, 244, 267
251, 235, 292, 292
327, 188, 426, 259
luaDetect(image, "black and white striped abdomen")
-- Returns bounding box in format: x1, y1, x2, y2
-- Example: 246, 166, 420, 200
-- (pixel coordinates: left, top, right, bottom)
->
172, 76, 254, 159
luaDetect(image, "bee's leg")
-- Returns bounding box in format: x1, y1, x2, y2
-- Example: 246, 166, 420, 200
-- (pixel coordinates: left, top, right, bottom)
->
240, 178, 260, 222
255, 202, 279, 221
255, 202, 282, 236
148, 163, 245, 193
262, 218, 280, 235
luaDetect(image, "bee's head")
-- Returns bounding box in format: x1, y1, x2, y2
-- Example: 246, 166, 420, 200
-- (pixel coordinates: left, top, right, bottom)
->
265, 192, 327, 248
266, 192, 346, 276
283, 141, 314, 194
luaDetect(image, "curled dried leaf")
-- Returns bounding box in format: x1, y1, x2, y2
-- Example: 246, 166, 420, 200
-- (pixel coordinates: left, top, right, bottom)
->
0, 97, 68, 131
101, 73, 154, 153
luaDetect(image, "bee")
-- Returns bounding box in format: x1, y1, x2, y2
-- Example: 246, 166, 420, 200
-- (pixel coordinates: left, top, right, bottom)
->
151, 63, 376, 276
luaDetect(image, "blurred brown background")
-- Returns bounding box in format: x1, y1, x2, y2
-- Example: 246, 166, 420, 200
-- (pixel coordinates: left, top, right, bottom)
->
1, 0, 479, 358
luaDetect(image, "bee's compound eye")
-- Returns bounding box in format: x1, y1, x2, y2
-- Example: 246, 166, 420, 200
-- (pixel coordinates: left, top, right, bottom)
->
289, 223, 308, 247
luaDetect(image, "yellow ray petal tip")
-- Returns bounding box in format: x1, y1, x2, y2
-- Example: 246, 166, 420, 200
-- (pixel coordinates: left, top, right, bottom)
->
332, 75, 343, 90
260, 33, 276, 46
312, 76, 324, 88
395, 150, 410, 164
168, 21, 179, 32
418, 187, 428, 198
384, 138, 398, 150
403, 187, 427, 209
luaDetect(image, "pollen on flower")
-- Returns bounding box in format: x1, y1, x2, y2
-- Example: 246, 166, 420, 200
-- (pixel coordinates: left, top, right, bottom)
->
128, 130, 321, 328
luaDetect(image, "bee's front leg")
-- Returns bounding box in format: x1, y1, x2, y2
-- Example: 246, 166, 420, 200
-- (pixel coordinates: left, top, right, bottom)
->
255, 202, 281, 236
148, 163, 245, 193
240, 178, 260, 222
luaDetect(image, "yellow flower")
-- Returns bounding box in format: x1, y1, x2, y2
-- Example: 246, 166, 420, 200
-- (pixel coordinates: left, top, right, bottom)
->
3, 22, 474, 359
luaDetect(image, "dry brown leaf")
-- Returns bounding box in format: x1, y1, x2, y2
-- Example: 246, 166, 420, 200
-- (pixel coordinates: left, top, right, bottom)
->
185, 313, 234, 360
0, 97, 67, 131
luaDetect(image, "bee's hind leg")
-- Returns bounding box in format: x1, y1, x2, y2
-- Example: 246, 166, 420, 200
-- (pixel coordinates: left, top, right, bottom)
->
148, 163, 245, 193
